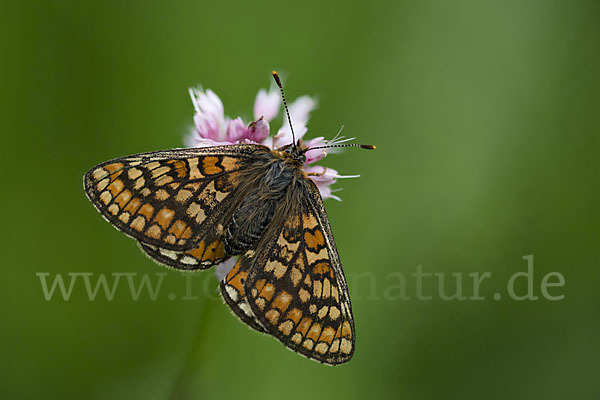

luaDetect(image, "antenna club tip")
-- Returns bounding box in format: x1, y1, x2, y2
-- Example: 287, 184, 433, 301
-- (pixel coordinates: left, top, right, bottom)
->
272, 71, 282, 87
361, 144, 376, 150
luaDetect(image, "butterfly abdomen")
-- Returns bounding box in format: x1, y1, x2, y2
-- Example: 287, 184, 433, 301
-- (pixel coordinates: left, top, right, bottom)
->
224, 160, 297, 255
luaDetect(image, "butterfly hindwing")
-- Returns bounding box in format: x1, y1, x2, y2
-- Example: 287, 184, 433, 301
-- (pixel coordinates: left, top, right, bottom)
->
242, 179, 355, 365
138, 237, 229, 270
220, 256, 269, 333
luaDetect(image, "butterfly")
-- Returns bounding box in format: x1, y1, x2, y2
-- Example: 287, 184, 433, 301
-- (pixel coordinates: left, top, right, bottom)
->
83, 71, 375, 365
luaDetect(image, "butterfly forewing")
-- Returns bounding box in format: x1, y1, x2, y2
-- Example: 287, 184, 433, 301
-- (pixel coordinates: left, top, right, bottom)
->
237, 179, 355, 365
84, 145, 267, 255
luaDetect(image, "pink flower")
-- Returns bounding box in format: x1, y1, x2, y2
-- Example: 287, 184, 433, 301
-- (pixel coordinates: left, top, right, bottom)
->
253, 88, 280, 121
185, 82, 357, 201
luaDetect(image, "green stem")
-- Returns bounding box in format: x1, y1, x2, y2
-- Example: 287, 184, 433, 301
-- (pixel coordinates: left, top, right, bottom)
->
169, 297, 217, 400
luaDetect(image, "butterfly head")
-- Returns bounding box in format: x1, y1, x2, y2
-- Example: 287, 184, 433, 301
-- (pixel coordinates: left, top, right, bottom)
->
276, 140, 307, 165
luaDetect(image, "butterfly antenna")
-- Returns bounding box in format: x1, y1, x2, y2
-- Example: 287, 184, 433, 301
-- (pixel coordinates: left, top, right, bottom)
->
272, 71, 297, 150
307, 143, 376, 151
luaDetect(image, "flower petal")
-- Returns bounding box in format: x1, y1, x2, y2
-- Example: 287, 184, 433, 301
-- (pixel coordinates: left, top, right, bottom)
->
190, 87, 227, 141
226, 117, 248, 142
185, 127, 234, 148
253, 88, 281, 121
194, 88, 224, 120
304, 165, 342, 200
304, 136, 328, 164
247, 117, 270, 143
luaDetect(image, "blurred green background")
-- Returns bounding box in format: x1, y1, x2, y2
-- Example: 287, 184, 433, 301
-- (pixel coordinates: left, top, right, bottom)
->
2, 0, 599, 399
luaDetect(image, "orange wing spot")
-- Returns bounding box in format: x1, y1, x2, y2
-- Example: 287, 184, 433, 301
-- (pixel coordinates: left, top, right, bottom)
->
320, 326, 336, 343
225, 259, 247, 294
341, 321, 352, 338
201, 240, 225, 261
273, 291, 292, 312
138, 203, 154, 220
306, 323, 322, 342
188, 241, 206, 258
168, 220, 188, 238
297, 317, 313, 336
202, 157, 222, 175
155, 207, 175, 229
304, 230, 325, 250
104, 162, 124, 174
220, 156, 240, 171
332, 325, 342, 341
285, 308, 302, 324
107, 179, 125, 197
259, 283, 276, 301
302, 214, 318, 229
312, 262, 331, 276
114, 189, 132, 208
124, 197, 142, 214
255, 279, 266, 294
181, 226, 193, 239
167, 159, 188, 178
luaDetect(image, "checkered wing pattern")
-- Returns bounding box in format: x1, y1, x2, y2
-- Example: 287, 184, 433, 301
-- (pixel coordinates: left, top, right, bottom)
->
220, 258, 269, 333
138, 239, 229, 270
224, 180, 355, 365
84, 144, 268, 269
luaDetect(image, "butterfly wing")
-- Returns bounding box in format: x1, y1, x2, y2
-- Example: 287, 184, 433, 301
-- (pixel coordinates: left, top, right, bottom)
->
220, 256, 269, 333
84, 144, 271, 268
239, 178, 355, 365
138, 239, 229, 270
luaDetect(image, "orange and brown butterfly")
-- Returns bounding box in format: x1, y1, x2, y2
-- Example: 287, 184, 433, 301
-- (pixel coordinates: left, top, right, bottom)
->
83, 71, 375, 365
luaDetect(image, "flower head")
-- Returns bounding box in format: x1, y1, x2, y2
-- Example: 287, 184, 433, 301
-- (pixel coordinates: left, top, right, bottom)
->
186, 81, 357, 201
